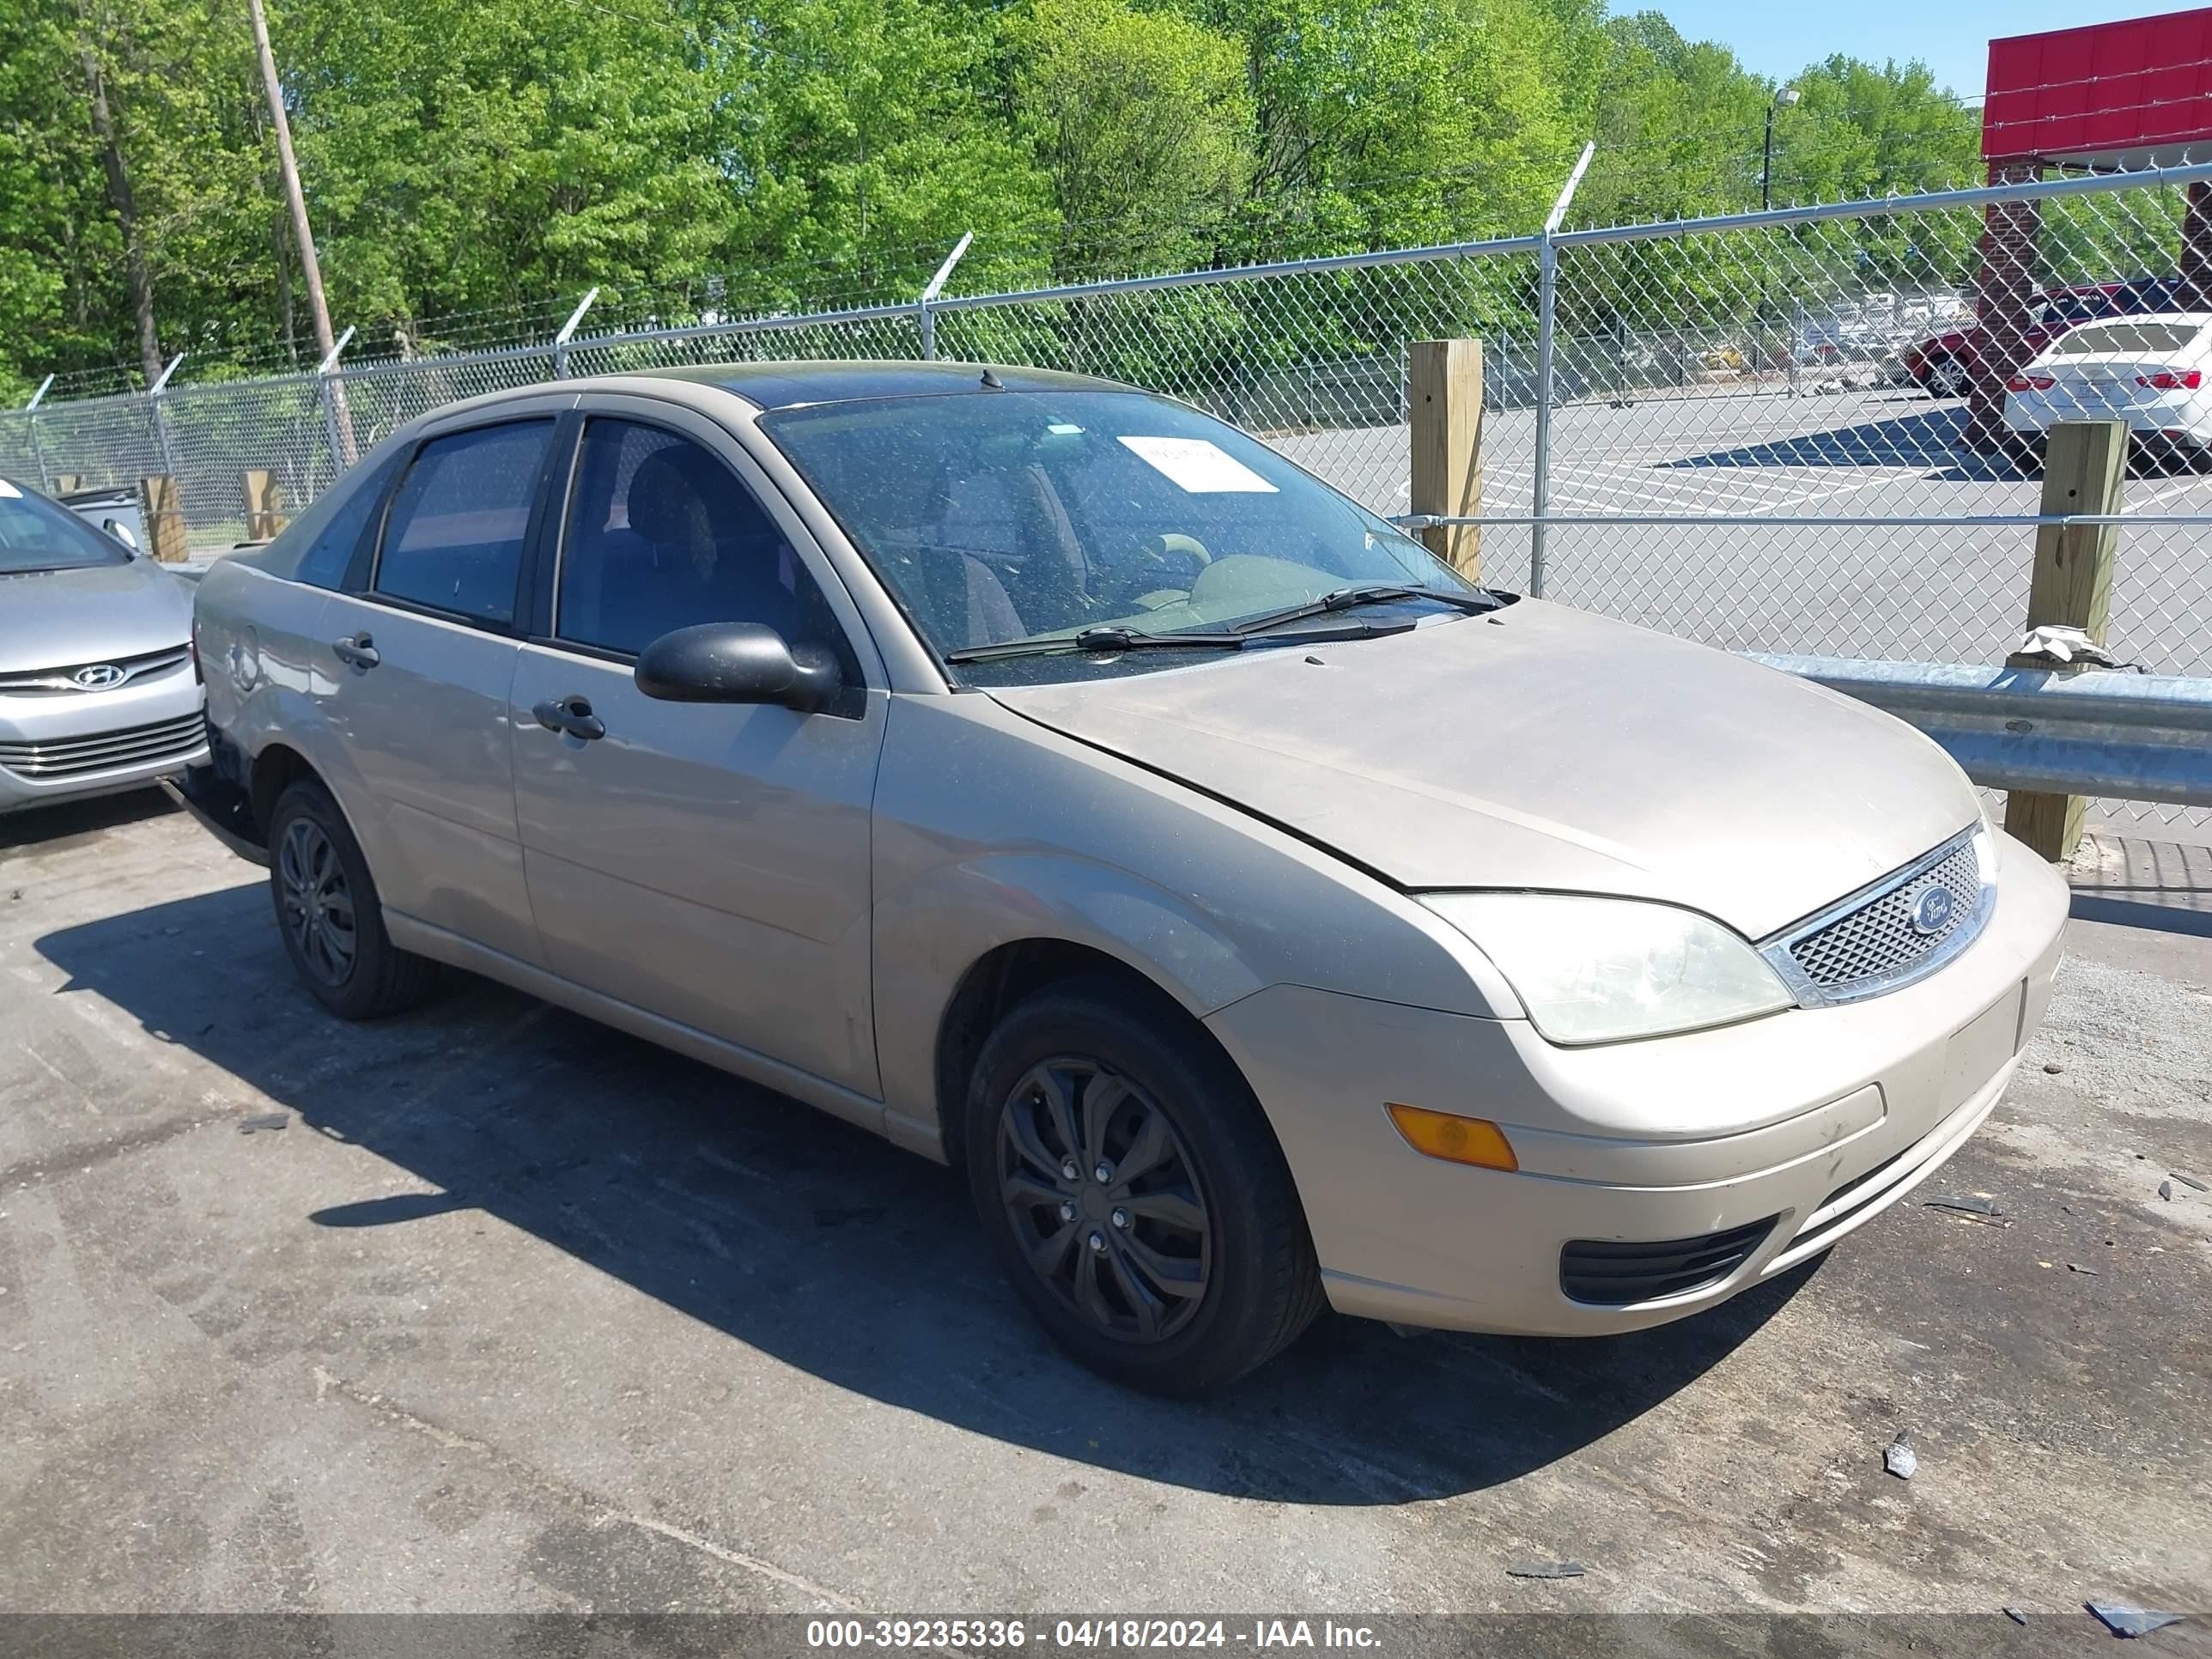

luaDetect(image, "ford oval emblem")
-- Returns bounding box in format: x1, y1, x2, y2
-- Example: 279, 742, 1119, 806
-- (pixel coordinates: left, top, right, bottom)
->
72, 663, 125, 690
1908, 885, 1955, 936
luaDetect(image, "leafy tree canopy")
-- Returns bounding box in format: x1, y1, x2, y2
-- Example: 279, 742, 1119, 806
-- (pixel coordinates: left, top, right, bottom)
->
0, 0, 1989, 397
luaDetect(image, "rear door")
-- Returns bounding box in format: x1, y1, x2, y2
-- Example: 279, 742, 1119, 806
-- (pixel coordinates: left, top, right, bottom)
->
509, 399, 888, 1097
314, 404, 569, 965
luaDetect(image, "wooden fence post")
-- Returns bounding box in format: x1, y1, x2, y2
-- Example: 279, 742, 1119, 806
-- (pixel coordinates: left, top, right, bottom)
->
2003, 419, 2126, 863
137, 474, 190, 562
52, 473, 83, 495
1408, 339, 1484, 580
241, 469, 288, 540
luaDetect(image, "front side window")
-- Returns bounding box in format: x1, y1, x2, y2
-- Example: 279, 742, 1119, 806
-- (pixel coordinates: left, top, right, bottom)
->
0, 480, 132, 574
758, 391, 1478, 671
556, 418, 847, 660
374, 421, 552, 624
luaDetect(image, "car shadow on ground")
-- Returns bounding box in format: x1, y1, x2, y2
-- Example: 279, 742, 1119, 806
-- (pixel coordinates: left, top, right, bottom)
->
35, 880, 1820, 1505
1656, 404, 2011, 477
0, 786, 177, 854
1656, 401, 2212, 484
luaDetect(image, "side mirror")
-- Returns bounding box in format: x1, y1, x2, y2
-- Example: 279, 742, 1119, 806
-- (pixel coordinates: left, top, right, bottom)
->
105, 519, 138, 551
634, 622, 841, 713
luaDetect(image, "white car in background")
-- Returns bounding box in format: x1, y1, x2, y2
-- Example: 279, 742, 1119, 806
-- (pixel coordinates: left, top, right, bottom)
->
2003, 313, 2212, 464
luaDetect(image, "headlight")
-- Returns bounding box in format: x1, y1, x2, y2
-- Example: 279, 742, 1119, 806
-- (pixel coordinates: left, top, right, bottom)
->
1419, 892, 1796, 1046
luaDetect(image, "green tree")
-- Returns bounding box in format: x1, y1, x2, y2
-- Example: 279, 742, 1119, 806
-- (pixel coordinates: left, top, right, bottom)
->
1012, 0, 1253, 279
0, 0, 2014, 396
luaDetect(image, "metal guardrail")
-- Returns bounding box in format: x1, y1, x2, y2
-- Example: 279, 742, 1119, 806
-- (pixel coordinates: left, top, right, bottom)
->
1749, 654, 2212, 808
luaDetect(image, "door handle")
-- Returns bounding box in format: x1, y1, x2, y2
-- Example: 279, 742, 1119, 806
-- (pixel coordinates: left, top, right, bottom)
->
331, 634, 380, 670
532, 695, 605, 741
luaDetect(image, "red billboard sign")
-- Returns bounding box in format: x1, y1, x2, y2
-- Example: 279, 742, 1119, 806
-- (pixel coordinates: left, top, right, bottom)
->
1984, 7, 2212, 164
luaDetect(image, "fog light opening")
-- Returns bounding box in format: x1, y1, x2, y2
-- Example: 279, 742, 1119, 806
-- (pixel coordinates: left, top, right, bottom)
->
1385, 1103, 1519, 1171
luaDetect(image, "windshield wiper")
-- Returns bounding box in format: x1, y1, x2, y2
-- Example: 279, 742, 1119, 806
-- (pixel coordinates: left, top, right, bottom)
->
945, 624, 1250, 664
1232, 583, 1500, 635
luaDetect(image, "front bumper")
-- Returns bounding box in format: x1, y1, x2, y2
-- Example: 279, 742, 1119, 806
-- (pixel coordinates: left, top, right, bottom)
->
0, 669, 208, 814
161, 763, 268, 866
1206, 834, 2069, 1337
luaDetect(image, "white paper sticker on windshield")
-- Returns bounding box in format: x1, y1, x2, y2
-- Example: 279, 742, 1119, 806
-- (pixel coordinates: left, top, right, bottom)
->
0, 479, 19, 498
1118, 435, 1279, 494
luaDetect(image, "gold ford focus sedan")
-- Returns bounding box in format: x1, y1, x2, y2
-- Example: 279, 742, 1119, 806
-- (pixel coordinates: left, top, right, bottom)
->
173, 362, 2068, 1393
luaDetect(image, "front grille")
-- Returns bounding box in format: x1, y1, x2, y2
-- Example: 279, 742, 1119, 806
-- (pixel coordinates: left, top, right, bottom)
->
0, 645, 191, 696
1783, 838, 1983, 994
1559, 1216, 1778, 1306
0, 712, 205, 780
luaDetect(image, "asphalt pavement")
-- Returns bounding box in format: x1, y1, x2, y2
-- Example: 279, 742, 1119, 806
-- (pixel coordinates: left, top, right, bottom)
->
2, 791, 2207, 1636
1271, 385, 2212, 680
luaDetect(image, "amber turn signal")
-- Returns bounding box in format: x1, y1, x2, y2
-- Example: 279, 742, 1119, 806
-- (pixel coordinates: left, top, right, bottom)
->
1385, 1103, 1519, 1171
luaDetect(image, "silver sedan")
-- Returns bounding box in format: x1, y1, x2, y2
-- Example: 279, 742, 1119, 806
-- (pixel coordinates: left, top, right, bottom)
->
0, 477, 206, 814
173, 363, 2068, 1392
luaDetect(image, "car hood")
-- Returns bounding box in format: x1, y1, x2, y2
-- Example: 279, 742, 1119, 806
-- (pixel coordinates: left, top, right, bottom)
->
986, 601, 1978, 941
0, 557, 193, 674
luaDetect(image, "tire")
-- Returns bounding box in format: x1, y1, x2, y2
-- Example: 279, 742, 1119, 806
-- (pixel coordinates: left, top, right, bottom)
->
266, 779, 438, 1019
963, 976, 1322, 1395
1925, 356, 1969, 399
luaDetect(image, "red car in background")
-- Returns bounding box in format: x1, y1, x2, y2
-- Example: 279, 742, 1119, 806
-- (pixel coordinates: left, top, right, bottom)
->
1904, 277, 2182, 397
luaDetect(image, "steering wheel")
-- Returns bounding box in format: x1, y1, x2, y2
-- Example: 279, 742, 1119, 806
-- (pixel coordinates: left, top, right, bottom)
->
1139, 532, 1212, 571
1102, 532, 1214, 611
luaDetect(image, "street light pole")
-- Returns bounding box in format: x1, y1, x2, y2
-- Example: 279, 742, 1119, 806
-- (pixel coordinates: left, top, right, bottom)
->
1762, 84, 1801, 213
1761, 85, 1802, 380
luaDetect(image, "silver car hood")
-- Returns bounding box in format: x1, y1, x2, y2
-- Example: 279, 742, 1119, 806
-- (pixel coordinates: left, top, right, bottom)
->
988, 600, 1978, 940
0, 557, 194, 674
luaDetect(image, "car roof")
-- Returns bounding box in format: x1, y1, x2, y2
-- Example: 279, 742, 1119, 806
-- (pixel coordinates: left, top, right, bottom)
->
633, 360, 1133, 410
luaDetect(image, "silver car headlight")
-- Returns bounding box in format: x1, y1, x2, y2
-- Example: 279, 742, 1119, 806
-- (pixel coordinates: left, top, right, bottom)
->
1419, 892, 1796, 1046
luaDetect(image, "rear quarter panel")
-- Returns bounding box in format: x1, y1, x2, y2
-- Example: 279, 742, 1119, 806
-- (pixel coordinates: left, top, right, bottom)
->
194, 560, 358, 810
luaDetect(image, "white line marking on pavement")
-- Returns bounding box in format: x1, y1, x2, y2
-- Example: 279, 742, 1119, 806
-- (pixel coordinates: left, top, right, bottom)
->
307, 1360, 862, 1611
608, 1512, 860, 1609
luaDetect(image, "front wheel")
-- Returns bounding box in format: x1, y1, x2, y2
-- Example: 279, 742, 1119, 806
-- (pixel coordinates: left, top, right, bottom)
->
266, 780, 438, 1019
1925, 356, 1969, 399
963, 978, 1322, 1394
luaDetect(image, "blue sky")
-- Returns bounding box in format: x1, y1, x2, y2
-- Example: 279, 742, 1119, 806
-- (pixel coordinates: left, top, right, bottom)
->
1651, 1, 2182, 99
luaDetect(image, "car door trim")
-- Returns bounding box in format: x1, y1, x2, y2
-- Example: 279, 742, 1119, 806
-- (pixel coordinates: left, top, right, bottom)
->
383, 907, 889, 1129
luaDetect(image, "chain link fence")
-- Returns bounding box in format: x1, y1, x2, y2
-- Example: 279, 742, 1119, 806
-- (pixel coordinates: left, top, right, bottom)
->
3, 161, 2208, 818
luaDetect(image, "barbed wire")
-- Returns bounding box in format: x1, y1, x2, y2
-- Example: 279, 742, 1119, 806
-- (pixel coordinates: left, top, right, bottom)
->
27, 130, 2212, 401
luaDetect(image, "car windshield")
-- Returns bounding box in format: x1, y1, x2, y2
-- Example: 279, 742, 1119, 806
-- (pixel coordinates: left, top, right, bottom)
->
757, 389, 1485, 670
0, 481, 132, 574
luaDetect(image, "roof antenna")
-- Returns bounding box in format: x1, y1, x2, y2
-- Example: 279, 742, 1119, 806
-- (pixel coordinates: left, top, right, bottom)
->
979, 368, 1004, 390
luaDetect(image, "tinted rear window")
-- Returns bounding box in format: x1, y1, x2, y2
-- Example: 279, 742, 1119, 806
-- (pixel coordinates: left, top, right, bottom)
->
374, 421, 552, 624
2051, 320, 2204, 356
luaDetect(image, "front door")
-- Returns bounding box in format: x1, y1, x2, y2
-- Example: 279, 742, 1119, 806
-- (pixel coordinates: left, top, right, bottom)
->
314, 415, 561, 965
509, 406, 886, 1097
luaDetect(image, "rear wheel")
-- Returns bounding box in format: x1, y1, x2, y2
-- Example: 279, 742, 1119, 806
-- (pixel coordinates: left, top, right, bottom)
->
963, 977, 1322, 1394
267, 781, 438, 1019
1924, 356, 1969, 398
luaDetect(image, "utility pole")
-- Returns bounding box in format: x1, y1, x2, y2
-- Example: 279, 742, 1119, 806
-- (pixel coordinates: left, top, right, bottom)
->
246, 0, 335, 366
247, 0, 356, 465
